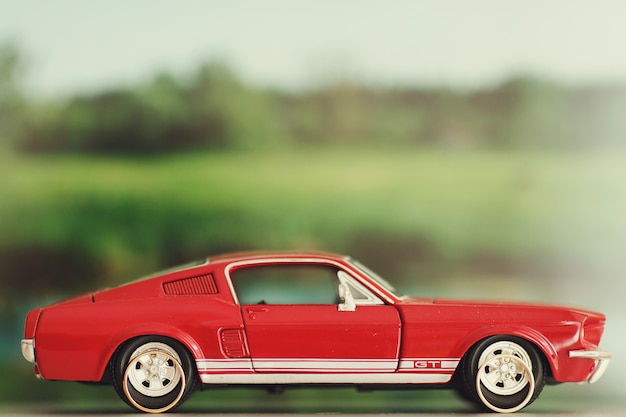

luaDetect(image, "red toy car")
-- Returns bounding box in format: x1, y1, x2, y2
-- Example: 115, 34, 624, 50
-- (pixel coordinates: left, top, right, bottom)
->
21, 251, 610, 413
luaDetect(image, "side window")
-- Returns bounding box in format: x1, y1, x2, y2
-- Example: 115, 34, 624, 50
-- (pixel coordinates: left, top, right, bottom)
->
231, 264, 340, 305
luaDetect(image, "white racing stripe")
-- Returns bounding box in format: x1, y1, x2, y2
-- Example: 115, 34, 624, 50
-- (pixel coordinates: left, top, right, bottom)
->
196, 357, 459, 384
252, 359, 397, 372
199, 372, 453, 384
197, 359, 252, 372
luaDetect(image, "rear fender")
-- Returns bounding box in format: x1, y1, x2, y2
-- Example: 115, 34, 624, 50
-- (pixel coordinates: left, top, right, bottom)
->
97, 323, 204, 382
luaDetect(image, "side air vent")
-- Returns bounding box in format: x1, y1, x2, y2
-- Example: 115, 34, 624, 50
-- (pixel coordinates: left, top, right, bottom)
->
220, 329, 249, 358
163, 274, 217, 295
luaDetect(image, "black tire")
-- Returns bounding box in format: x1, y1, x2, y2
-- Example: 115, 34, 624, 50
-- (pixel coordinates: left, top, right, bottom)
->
111, 336, 197, 413
459, 336, 546, 412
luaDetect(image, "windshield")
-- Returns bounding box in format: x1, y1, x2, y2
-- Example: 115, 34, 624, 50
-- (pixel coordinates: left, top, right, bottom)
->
347, 259, 404, 298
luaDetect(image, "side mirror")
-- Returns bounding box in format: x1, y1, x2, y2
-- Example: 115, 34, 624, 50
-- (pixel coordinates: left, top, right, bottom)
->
338, 283, 356, 312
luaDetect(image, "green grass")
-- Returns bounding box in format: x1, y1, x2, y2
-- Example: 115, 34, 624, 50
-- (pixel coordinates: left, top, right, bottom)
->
2, 149, 625, 279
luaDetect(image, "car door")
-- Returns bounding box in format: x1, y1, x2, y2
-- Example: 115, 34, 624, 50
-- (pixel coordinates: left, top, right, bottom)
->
230, 262, 401, 373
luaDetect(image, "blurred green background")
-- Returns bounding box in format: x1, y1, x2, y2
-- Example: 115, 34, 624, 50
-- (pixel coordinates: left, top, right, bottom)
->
1, 1, 625, 412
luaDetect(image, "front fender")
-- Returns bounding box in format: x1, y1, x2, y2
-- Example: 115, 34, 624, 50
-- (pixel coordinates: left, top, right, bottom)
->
452, 325, 560, 377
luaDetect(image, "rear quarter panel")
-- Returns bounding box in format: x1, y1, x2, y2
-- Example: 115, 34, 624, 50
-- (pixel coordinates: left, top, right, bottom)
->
35, 269, 243, 382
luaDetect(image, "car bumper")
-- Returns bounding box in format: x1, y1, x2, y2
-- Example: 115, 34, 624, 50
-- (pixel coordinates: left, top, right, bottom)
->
569, 349, 611, 383
21, 339, 35, 364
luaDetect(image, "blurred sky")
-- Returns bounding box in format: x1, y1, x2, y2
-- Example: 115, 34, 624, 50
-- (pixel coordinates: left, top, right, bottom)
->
2, 0, 626, 96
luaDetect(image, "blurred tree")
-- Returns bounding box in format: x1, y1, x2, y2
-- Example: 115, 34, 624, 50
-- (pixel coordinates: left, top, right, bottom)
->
7, 43, 626, 153
0, 42, 27, 148
484, 77, 569, 148
185, 62, 281, 150
17, 61, 281, 153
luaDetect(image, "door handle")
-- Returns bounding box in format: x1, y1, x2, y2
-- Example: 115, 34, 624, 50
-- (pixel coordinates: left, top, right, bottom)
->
246, 307, 268, 320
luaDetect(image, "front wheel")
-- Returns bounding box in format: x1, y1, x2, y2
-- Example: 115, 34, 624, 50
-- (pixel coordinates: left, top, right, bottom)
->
112, 336, 197, 413
459, 336, 546, 413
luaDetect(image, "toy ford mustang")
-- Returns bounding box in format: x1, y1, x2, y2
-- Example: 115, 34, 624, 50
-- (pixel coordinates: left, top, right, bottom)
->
21, 252, 610, 413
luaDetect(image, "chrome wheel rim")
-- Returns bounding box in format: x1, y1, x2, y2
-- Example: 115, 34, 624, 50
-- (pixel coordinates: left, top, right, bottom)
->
123, 348, 186, 414
476, 353, 535, 413
477, 340, 532, 396
125, 342, 182, 397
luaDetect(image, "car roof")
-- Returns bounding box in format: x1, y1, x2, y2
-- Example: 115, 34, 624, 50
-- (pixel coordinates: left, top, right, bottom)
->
207, 250, 347, 264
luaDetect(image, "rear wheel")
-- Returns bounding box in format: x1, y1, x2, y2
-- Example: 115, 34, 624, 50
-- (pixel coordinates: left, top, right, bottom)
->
459, 336, 546, 413
112, 336, 196, 413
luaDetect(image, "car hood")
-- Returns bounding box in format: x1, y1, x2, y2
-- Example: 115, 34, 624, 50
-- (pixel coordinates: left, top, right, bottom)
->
397, 296, 606, 321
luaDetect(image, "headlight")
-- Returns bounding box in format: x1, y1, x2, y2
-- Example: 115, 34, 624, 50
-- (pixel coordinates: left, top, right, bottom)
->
582, 320, 604, 348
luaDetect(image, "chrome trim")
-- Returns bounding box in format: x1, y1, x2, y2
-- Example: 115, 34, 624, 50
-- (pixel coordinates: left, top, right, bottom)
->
21, 339, 35, 364
569, 349, 611, 383
569, 350, 612, 359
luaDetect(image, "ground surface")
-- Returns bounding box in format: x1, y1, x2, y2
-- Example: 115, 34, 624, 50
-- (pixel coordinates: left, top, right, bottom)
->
1, 387, 622, 416
1, 412, 624, 417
